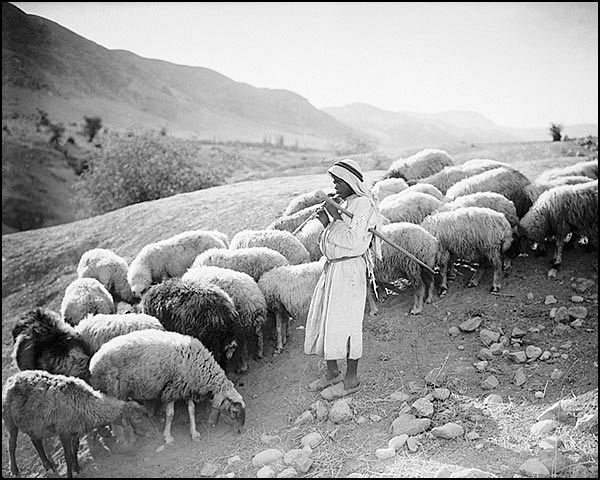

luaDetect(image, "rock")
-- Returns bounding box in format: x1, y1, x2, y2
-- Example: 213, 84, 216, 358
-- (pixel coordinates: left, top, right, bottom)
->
389, 391, 410, 402
355, 415, 367, 424
550, 368, 564, 380
459, 316, 482, 332
554, 306, 570, 323
431, 422, 464, 439
227, 455, 242, 465
256, 465, 276, 478
294, 411, 314, 425
448, 326, 461, 336
301, 432, 323, 448
544, 295, 557, 305
527, 292, 535, 300
525, 345, 542, 360
481, 375, 499, 390
388, 434, 409, 451
513, 368, 527, 386
534, 391, 545, 399
370, 414, 382, 422
553, 323, 570, 335
200, 462, 219, 477
435, 466, 453, 478
425, 367, 447, 386
549, 307, 558, 318
390, 415, 431, 436
252, 449, 284, 467
406, 436, 419, 452
411, 398, 434, 418
479, 329, 500, 346
511, 326, 527, 338
538, 436, 564, 450
283, 449, 304, 465
375, 447, 396, 459
570, 295, 584, 303
506, 351, 527, 363
260, 434, 281, 447
539, 351, 552, 361
328, 399, 353, 424
568, 305, 588, 319
519, 459, 550, 477
483, 394, 503, 404
477, 348, 493, 361
539, 449, 569, 475
465, 431, 480, 441
309, 400, 329, 421
570, 319, 584, 328
530, 419, 558, 436
276, 468, 298, 478
536, 401, 569, 422
575, 412, 598, 432
474, 361, 488, 372
450, 468, 497, 477
489, 343, 503, 355
433, 388, 451, 400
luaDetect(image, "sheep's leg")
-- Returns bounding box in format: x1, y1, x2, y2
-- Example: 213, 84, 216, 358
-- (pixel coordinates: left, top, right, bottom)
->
548, 237, 565, 278
367, 287, 379, 317
254, 324, 264, 360
423, 269, 435, 304
489, 252, 504, 292
274, 310, 285, 355
71, 435, 81, 473
187, 399, 201, 441
59, 433, 76, 478
235, 338, 249, 373
7, 424, 20, 476
163, 401, 175, 444
29, 436, 57, 473
468, 257, 487, 288
438, 250, 451, 296
410, 276, 426, 315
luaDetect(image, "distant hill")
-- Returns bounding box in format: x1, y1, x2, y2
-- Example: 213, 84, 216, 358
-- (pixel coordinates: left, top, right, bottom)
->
323, 103, 598, 152
1, 2, 367, 150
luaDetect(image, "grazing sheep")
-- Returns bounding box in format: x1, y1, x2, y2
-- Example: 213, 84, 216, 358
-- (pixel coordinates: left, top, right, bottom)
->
397, 183, 445, 201
257, 260, 324, 354
11, 308, 92, 380
77, 248, 135, 303
379, 191, 443, 224
191, 246, 289, 283
267, 204, 322, 232
445, 166, 533, 218
535, 159, 598, 183
385, 148, 455, 181
2, 370, 156, 478
127, 230, 227, 298
230, 229, 310, 265
75, 312, 165, 354
182, 265, 268, 371
60, 277, 116, 326
413, 159, 510, 194
371, 177, 409, 202
294, 218, 325, 261
282, 188, 335, 216
526, 175, 595, 204
421, 206, 513, 295
89, 329, 246, 444
141, 278, 243, 372
518, 180, 598, 277
373, 222, 439, 315
437, 191, 519, 229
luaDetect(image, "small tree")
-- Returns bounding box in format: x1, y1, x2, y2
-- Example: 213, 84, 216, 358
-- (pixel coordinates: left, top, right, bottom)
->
549, 123, 563, 142
83, 116, 103, 142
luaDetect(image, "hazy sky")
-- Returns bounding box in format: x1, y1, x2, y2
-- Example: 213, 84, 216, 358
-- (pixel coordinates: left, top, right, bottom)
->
12, 2, 599, 128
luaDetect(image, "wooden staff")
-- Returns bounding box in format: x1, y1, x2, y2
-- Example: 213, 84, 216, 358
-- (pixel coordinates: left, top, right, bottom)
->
315, 190, 436, 275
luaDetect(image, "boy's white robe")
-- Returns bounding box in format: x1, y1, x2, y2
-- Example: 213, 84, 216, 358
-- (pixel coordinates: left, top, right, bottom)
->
304, 194, 378, 360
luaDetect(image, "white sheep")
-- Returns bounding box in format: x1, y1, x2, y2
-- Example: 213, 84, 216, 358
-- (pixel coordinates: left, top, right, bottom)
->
445, 166, 532, 218
2, 370, 156, 478
373, 222, 439, 315
89, 329, 246, 445
282, 188, 334, 216
191, 246, 289, 282
77, 248, 135, 303
518, 180, 598, 278
127, 230, 227, 298
74, 312, 165, 354
267, 204, 322, 232
379, 191, 443, 224
182, 265, 268, 370
437, 191, 519, 230
526, 175, 595, 204
386, 148, 455, 181
60, 277, 116, 326
371, 177, 409, 202
534, 159, 598, 183
257, 260, 324, 354
229, 229, 310, 265
396, 183, 445, 201
421, 206, 513, 295
414, 159, 510, 195
294, 218, 324, 261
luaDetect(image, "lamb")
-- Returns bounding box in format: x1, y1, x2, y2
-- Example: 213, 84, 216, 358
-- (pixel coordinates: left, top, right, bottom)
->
229, 229, 310, 265
257, 260, 324, 354
420, 206, 513, 295
534, 159, 598, 183
60, 277, 116, 326
396, 183, 445, 201
371, 177, 409, 202
372, 222, 439, 315
89, 329, 246, 444
141, 278, 244, 372
11, 308, 92, 381
191, 246, 289, 283
77, 248, 135, 303
414, 159, 510, 194
379, 191, 443, 224
385, 148, 455, 181
2, 369, 156, 478
518, 180, 598, 277
127, 230, 227, 298
282, 188, 334, 216
294, 217, 325, 261
267, 204, 322, 232
182, 265, 268, 371
445, 166, 533, 218
526, 175, 595, 204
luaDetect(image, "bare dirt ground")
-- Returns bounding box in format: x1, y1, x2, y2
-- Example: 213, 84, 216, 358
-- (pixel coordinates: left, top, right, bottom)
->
2, 140, 598, 478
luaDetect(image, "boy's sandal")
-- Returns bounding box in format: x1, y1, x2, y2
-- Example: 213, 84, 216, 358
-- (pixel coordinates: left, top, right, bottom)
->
307, 373, 343, 392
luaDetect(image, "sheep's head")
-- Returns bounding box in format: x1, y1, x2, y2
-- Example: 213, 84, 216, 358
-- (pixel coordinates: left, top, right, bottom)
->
209, 391, 246, 433
127, 265, 152, 299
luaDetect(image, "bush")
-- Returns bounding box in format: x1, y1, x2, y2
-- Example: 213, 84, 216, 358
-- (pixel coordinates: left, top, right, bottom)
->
549, 123, 563, 142
83, 116, 103, 142
72, 130, 237, 217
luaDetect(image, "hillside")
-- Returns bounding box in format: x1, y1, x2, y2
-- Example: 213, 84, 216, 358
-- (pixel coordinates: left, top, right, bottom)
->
1, 2, 365, 150
1, 140, 598, 478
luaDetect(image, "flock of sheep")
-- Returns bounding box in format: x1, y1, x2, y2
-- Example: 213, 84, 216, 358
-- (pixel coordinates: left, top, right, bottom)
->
3, 148, 598, 478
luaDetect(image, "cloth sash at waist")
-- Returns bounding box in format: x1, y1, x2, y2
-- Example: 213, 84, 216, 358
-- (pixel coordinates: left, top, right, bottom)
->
324, 254, 364, 266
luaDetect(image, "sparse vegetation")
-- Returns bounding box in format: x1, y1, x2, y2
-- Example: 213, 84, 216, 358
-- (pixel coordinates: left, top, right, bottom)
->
72, 130, 237, 217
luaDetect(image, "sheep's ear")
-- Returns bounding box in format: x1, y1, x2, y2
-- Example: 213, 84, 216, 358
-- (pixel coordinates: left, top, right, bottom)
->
224, 340, 238, 360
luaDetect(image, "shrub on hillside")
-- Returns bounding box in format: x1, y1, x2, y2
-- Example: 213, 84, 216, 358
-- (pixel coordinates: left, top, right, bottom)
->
72, 131, 237, 217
